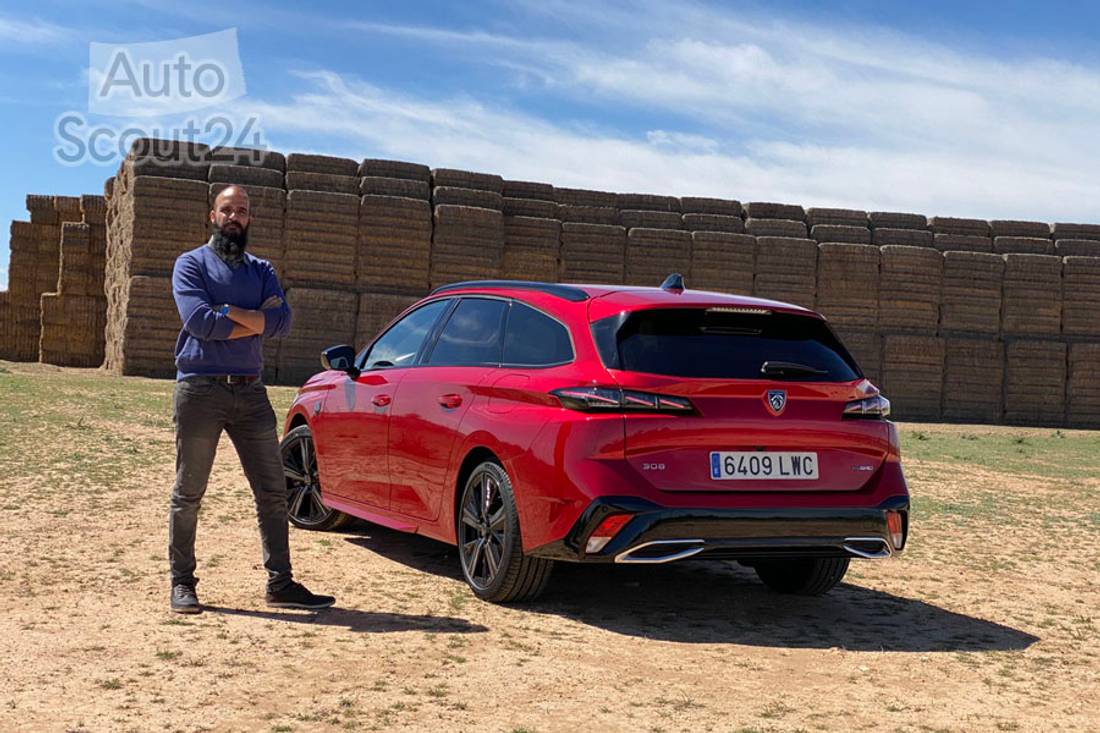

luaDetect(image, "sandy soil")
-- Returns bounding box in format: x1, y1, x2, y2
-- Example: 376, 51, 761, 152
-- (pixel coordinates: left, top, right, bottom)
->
0, 361, 1097, 732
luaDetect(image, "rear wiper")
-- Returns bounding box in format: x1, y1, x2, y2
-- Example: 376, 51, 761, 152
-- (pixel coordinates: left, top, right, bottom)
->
760, 361, 829, 377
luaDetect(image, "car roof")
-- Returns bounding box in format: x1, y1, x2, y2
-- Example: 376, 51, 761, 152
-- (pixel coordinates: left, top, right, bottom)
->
429, 279, 820, 321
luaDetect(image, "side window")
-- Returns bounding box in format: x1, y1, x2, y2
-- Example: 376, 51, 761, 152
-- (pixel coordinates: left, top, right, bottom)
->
503, 302, 574, 366
359, 299, 450, 369
426, 298, 507, 366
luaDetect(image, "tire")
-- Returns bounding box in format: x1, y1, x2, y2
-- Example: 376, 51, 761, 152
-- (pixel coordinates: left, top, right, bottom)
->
753, 557, 850, 596
280, 424, 350, 531
456, 460, 553, 603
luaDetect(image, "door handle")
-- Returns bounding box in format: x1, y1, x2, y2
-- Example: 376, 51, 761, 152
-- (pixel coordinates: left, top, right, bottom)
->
372, 394, 392, 407
438, 393, 463, 408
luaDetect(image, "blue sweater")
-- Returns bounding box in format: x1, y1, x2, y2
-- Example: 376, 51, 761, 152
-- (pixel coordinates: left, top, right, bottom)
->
171, 242, 292, 379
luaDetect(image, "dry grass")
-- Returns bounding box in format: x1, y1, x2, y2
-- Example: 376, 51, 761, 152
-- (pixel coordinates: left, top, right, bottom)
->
0, 360, 1097, 732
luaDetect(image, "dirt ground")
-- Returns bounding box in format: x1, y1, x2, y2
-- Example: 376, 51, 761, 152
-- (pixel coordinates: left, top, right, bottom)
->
0, 360, 1097, 733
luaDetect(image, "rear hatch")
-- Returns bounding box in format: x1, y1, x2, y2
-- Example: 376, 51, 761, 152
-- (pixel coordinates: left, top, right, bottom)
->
590, 304, 892, 492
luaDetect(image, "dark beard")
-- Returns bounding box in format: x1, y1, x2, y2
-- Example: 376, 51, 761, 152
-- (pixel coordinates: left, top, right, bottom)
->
210, 223, 249, 266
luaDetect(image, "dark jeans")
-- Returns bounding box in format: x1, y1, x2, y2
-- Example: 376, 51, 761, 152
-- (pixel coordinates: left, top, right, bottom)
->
168, 377, 293, 592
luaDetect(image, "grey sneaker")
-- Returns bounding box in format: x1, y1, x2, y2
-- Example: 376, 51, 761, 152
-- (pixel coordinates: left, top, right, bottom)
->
170, 584, 201, 614
266, 581, 335, 610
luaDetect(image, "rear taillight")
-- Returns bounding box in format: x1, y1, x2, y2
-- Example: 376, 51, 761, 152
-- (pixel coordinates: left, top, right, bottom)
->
886, 510, 906, 550
843, 394, 891, 419
585, 514, 634, 554
551, 387, 694, 413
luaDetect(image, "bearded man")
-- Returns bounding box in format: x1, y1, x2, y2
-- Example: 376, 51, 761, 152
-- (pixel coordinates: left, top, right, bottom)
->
167, 184, 334, 614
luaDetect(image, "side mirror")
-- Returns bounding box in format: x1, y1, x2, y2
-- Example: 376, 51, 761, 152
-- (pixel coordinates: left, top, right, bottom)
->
321, 344, 360, 377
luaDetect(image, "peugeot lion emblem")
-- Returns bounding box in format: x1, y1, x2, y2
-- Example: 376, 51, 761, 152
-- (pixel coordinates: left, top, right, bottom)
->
766, 389, 787, 416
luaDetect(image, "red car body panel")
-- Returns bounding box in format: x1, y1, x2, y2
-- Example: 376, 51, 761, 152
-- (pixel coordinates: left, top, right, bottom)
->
283, 283, 910, 558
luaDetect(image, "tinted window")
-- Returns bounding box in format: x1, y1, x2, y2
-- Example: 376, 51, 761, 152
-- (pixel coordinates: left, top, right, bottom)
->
426, 298, 507, 366
503, 303, 573, 366
361, 299, 449, 369
592, 308, 860, 381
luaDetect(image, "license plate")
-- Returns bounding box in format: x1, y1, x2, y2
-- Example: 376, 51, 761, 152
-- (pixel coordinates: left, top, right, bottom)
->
709, 451, 819, 480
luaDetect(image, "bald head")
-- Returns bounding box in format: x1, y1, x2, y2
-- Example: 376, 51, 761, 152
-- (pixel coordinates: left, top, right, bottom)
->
210, 185, 251, 238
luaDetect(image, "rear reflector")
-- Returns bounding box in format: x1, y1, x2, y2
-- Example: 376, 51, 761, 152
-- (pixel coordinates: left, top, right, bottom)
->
585, 514, 634, 554
552, 386, 694, 413
886, 510, 905, 550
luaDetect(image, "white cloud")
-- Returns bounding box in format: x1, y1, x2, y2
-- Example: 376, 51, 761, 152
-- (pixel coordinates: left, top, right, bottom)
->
241, 1, 1100, 222
0, 15, 72, 45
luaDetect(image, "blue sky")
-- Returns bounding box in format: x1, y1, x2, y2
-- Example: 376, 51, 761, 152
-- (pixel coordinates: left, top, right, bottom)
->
3, 0, 1100, 289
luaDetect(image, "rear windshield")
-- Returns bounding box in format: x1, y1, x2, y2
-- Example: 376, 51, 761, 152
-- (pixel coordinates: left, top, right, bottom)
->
591, 308, 861, 381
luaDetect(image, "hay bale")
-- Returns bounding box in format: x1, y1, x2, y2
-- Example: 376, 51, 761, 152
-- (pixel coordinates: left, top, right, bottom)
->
104, 275, 179, 378
277, 288, 358, 386
557, 205, 620, 225
39, 292, 104, 367
930, 216, 990, 237
942, 338, 1005, 423
625, 228, 691, 286
80, 195, 107, 225
680, 197, 741, 217
1055, 239, 1100, 257
125, 138, 211, 180
933, 233, 993, 253
1067, 344, 1100, 428
993, 236, 1054, 255
744, 202, 805, 221
873, 228, 934, 247
814, 243, 879, 328
502, 197, 557, 219
432, 186, 504, 210
359, 176, 430, 200
355, 293, 420, 351
208, 145, 285, 171
621, 210, 682, 230
54, 196, 83, 223
1004, 340, 1066, 426
503, 216, 560, 283
286, 153, 358, 177
832, 328, 881, 386
554, 187, 618, 208
430, 205, 504, 289
283, 190, 358, 288
27, 194, 58, 225
358, 159, 430, 181
115, 176, 211, 277
430, 168, 502, 193
881, 335, 945, 421
746, 218, 808, 238
869, 211, 928, 230
811, 224, 870, 244
990, 220, 1051, 239
878, 246, 943, 334
690, 232, 754, 295
681, 213, 744, 234
209, 183, 286, 273
616, 193, 680, 212
753, 237, 817, 308
806, 208, 868, 228
58, 222, 93, 297
560, 223, 625, 283
1001, 254, 1061, 337
285, 171, 359, 195
1062, 256, 1100, 338
208, 164, 285, 188
1051, 222, 1100, 241
358, 195, 432, 294
940, 252, 1003, 335
502, 180, 554, 200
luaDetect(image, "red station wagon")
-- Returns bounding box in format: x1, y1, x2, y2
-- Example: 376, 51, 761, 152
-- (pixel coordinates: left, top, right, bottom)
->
280, 276, 910, 602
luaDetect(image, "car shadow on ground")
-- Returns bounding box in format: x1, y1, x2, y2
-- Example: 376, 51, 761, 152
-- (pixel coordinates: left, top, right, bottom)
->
201, 604, 487, 635
343, 524, 1039, 652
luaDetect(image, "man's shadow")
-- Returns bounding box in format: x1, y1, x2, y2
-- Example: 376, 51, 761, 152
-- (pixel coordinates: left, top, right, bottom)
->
343, 524, 1038, 652
202, 604, 487, 634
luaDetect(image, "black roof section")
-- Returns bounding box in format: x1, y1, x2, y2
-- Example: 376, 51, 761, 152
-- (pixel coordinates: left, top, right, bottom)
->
429, 280, 590, 302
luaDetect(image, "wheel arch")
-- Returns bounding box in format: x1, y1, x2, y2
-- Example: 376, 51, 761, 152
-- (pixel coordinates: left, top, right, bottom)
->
449, 445, 501, 544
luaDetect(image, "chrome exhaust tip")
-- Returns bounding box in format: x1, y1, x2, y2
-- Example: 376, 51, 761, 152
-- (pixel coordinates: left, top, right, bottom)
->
614, 539, 706, 564
842, 536, 892, 559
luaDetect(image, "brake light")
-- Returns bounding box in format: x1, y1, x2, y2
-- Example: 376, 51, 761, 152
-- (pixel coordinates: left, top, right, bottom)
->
886, 510, 905, 550
843, 394, 891, 419
585, 514, 634, 554
551, 387, 694, 413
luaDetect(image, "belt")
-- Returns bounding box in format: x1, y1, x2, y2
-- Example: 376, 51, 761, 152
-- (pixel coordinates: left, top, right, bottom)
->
209, 375, 260, 384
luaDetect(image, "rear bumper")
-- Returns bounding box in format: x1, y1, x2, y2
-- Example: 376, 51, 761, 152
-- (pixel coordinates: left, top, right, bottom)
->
528, 495, 910, 563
